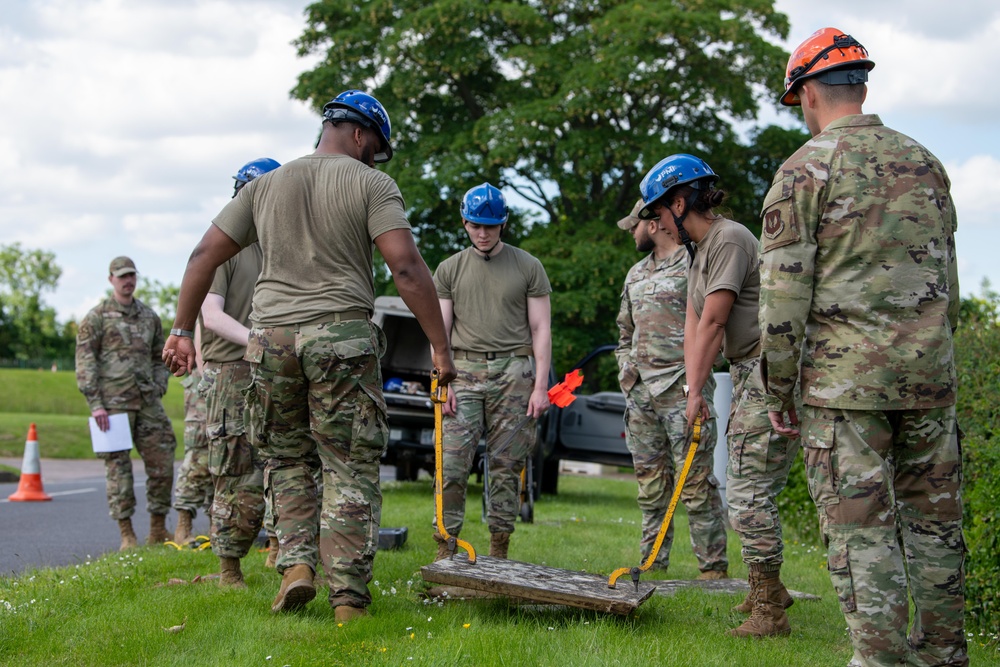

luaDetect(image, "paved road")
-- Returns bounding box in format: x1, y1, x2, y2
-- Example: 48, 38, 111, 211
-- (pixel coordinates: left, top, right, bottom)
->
0, 458, 214, 577
0, 458, 397, 577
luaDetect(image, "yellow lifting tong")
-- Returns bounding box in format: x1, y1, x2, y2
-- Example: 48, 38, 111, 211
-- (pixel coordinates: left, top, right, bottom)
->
607, 413, 703, 590
431, 369, 477, 563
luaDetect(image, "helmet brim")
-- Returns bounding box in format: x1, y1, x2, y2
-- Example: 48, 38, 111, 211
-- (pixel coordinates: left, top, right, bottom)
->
325, 105, 394, 163
780, 60, 874, 107
462, 216, 506, 226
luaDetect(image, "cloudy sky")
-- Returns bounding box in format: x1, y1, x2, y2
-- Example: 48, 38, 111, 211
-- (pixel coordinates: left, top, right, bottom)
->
2, 0, 999, 324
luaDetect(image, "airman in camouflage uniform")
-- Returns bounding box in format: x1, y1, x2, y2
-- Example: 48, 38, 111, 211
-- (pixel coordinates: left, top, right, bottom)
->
759, 29, 966, 667
197, 160, 279, 586
636, 154, 799, 638
162, 92, 455, 622
76, 256, 176, 550
172, 366, 213, 544
434, 183, 552, 560
615, 199, 728, 578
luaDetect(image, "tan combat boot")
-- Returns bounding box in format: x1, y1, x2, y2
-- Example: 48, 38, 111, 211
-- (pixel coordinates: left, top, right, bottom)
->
433, 533, 457, 562
219, 557, 246, 588
697, 569, 729, 581
264, 535, 279, 568
118, 518, 138, 551
489, 532, 510, 559
732, 569, 759, 613
264, 535, 278, 569
732, 569, 794, 614
334, 605, 369, 622
147, 514, 171, 544
728, 569, 792, 638
270, 564, 316, 613
174, 509, 194, 546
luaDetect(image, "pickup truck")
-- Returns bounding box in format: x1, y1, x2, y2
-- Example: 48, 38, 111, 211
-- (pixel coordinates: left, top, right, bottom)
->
373, 296, 628, 497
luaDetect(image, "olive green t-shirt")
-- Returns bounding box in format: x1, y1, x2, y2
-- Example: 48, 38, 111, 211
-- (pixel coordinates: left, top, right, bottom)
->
200, 243, 262, 364
434, 245, 551, 352
212, 154, 411, 326
687, 218, 760, 361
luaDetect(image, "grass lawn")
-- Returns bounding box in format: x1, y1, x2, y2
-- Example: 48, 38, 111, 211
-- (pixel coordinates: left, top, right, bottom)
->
2, 475, 996, 666
0, 369, 187, 460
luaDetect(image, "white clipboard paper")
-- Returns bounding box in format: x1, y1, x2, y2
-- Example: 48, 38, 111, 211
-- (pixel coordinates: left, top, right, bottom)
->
89, 413, 134, 453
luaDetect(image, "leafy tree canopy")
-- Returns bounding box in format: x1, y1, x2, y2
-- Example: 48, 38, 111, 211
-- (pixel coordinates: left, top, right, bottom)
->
292, 0, 806, 371
0, 243, 72, 361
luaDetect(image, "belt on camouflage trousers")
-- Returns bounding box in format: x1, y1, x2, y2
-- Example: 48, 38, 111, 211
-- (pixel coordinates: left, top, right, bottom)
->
295, 310, 369, 331
452, 346, 534, 361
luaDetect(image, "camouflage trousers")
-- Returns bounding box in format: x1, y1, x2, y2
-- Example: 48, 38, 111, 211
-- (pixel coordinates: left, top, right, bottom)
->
173, 374, 213, 515
100, 403, 176, 520
202, 361, 265, 559
246, 319, 387, 609
726, 356, 799, 568
802, 404, 967, 667
439, 355, 535, 537
624, 379, 728, 573
260, 468, 322, 541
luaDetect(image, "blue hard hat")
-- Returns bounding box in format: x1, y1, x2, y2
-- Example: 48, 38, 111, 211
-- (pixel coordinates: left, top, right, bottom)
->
234, 158, 281, 185
323, 90, 393, 163
233, 157, 281, 197
460, 182, 508, 225
638, 154, 718, 219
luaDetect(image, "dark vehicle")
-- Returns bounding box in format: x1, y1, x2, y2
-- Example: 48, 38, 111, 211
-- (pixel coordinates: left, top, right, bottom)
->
372, 296, 440, 483
374, 297, 629, 496
534, 344, 630, 495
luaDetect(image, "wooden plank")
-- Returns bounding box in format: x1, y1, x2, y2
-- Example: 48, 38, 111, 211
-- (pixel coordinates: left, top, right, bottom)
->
420, 556, 656, 615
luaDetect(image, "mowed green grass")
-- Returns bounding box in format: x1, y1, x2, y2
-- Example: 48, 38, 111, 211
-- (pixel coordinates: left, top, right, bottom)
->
0, 369, 186, 460
3, 476, 998, 666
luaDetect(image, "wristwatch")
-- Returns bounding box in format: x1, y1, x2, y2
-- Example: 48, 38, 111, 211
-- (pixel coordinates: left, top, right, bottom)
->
169, 328, 195, 338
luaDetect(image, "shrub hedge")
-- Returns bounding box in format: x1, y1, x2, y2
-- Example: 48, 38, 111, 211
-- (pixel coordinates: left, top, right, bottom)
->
954, 293, 1000, 634
776, 291, 1000, 634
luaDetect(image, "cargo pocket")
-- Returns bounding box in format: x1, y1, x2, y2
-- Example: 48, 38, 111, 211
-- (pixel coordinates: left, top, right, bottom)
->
827, 543, 857, 613
801, 418, 839, 510
208, 430, 253, 477
352, 389, 389, 464
728, 430, 771, 477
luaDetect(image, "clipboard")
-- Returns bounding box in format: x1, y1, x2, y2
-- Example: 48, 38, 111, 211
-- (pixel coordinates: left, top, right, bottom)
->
89, 413, 134, 453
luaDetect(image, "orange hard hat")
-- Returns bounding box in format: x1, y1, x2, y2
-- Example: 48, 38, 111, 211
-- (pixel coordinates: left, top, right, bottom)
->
781, 28, 875, 106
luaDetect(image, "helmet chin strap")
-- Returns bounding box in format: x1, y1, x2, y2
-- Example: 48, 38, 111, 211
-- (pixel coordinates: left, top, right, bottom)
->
480, 239, 501, 261
672, 190, 700, 260
469, 225, 503, 261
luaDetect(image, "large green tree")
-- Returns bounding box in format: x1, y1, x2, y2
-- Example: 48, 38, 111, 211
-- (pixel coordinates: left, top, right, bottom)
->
292, 0, 805, 370
0, 243, 74, 362
134, 277, 180, 335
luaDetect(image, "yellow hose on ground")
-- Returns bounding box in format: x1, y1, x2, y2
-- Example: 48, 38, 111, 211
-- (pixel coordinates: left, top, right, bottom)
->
607, 414, 702, 588
431, 370, 476, 563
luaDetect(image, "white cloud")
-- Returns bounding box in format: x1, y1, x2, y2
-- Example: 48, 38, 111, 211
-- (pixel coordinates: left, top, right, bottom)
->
0, 0, 322, 322
947, 155, 1000, 228
2, 0, 999, 319
773, 2, 1000, 125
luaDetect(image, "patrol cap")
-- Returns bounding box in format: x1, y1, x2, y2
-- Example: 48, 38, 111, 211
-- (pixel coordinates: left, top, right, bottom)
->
109, 256, 137, 277
616, 199, 645, 231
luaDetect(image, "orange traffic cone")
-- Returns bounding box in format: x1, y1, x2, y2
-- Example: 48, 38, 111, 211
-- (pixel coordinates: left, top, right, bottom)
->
8, 423, 52, 502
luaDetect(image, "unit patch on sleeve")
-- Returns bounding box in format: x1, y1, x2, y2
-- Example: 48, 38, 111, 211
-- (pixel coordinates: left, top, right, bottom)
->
763, 209, 784, 239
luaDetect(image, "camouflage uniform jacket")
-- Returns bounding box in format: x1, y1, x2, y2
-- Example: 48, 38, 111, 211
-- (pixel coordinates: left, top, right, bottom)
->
616, 246, 687, 398
758, 114, 959, 412
75, 296, 170, 412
